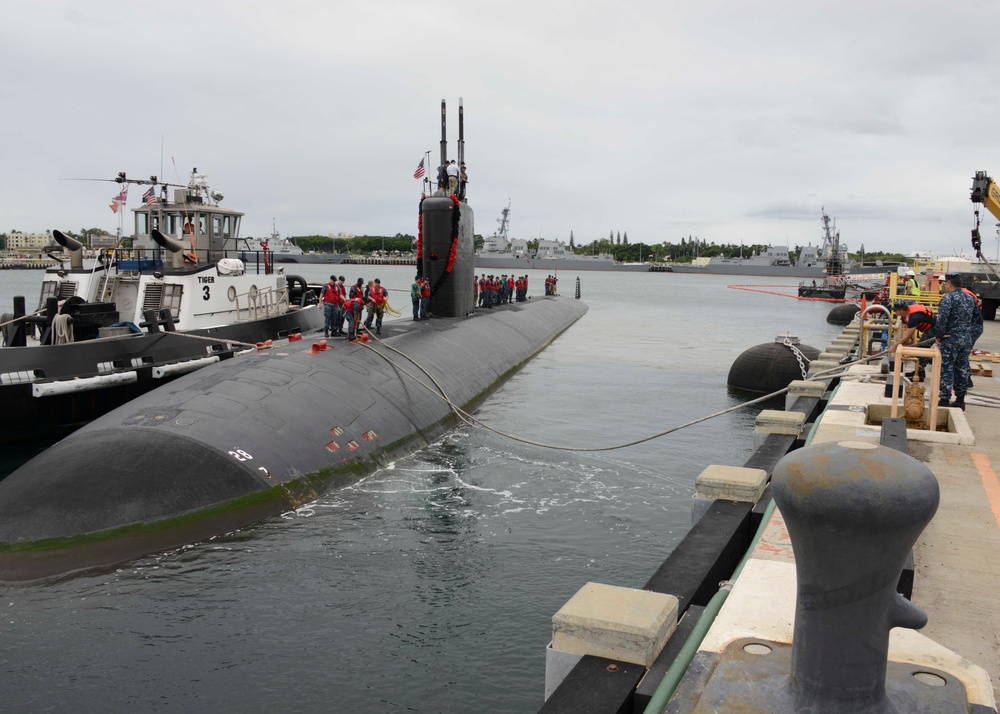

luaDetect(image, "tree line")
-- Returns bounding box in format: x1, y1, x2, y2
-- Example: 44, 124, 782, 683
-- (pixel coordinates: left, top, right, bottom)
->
1, 228, 911, 264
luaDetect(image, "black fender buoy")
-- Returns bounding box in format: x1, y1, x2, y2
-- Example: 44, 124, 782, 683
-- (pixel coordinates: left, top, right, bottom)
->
728, 335, 820, 395
827, 303, 860, 325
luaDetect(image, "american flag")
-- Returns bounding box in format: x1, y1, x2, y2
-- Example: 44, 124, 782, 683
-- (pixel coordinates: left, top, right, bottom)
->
413, 158, 425, 180
142, 187, 156, 205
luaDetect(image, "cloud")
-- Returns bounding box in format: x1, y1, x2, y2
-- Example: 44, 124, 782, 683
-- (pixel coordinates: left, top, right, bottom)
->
2, 0, 1000, 256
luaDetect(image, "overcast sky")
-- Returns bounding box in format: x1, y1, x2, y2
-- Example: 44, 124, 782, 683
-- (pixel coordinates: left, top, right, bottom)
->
3, 0, 1000, 257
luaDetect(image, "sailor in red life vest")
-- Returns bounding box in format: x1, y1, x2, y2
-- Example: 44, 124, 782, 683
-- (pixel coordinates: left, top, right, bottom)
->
343, 293, 365, 340
364, 278, 387, 334
419, 277, 431, 319
506, 276, 515, 303
486, 276, 496, 308
888, 301, 936, 355
888, 300, 937, 380
322, 275, 340, 337
334, 276, 348, 334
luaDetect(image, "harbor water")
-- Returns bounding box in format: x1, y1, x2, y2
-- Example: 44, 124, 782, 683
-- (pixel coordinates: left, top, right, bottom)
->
0, 265, 844, 712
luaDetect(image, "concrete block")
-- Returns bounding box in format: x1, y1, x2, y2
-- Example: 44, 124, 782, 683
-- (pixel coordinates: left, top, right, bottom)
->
787, 380, 826, 399
544, 641, 583, 701
691, 495, 713, 526
694, 464, 768, 504
755, 410, 806, 436
807, 359, 842, 377
552, 582, 679, 667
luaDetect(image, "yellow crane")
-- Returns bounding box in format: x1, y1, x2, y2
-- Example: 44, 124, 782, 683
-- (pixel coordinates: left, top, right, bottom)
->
968, 171, 1000, 319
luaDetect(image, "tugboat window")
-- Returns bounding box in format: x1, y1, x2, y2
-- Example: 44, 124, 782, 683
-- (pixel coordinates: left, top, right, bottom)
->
162, 284, 183, 319
137, 213, 149, 236
199, 214, 209, 236
167, 214, 183, 236
38, 281, 59, 308
213, 215, 222, 238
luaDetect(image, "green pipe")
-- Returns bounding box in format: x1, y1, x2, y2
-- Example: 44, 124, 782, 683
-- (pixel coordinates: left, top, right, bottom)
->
641, 497, 776, 714
642, 393, 824, 713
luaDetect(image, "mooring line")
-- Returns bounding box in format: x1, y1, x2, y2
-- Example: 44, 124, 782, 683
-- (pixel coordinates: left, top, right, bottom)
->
354, 332, 869, 453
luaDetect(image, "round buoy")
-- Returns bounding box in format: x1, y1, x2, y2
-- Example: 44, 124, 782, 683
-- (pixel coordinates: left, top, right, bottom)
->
727, 335, 821, 394
827, 303, 860, 325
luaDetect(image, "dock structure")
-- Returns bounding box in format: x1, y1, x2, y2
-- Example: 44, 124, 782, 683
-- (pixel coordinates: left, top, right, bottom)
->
542, 319, 1000, 712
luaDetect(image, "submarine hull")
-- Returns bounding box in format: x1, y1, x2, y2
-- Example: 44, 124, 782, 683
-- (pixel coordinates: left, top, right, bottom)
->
0, 296, 588, 581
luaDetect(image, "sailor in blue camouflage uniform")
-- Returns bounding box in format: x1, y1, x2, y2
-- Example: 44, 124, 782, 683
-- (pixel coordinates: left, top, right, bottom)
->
935, 275, 978, 410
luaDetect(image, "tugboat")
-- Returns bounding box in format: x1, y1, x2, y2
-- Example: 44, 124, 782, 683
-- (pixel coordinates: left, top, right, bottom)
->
797, 209, 881, 300
0, 169, 323, 444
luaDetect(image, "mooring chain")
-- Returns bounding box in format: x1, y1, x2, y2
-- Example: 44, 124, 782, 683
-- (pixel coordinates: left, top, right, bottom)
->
782, 338, 811, 380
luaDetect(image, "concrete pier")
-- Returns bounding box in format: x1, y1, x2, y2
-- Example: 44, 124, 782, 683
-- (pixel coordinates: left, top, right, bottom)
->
543, 317, 1000, 712
679, 322, 1000, 711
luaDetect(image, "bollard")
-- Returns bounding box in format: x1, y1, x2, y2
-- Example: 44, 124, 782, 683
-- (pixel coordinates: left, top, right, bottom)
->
667, 441, 981, 712
771, 441, 939, 712
157, 307, 176, 332
10, 296, 27, 347
575, 276, 581, 299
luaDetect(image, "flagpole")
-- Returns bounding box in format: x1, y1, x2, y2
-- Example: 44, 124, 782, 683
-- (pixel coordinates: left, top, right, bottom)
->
424, 150, 431, 195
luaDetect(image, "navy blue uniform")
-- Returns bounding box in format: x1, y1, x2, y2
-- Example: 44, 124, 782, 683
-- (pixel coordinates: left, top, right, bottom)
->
935, 289, 978, 402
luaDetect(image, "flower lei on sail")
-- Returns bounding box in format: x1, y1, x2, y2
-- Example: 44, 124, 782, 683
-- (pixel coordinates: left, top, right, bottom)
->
430, 195, 461, 296
445, 194, 460, 272
415, 197, 424, 262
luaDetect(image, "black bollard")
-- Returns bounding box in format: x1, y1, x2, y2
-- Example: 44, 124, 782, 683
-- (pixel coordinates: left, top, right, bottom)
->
575, 277, 581, 299
141, 309, 161, 334
42, 296, 59, 345
158, 307, 176, 332
771, 440, 939, 712
11, 296, 26, 347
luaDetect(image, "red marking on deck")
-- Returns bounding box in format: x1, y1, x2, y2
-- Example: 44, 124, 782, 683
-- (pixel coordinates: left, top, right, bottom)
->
362, 430, 377, 441
346, 440, 359, 451
971, 452, 1000, 531
325, 441, 340, 452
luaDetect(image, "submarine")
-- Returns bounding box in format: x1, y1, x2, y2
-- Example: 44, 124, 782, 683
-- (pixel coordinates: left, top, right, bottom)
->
0, 101, 589, 581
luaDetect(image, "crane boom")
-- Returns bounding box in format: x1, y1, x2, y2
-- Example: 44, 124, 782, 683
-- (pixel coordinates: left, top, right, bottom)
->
971, 171, 1000, 221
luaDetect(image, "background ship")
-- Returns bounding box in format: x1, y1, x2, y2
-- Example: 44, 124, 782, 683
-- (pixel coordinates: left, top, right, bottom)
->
474, 203, 650, 272
669, 209, 901, 278
242, 222, 349, 264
